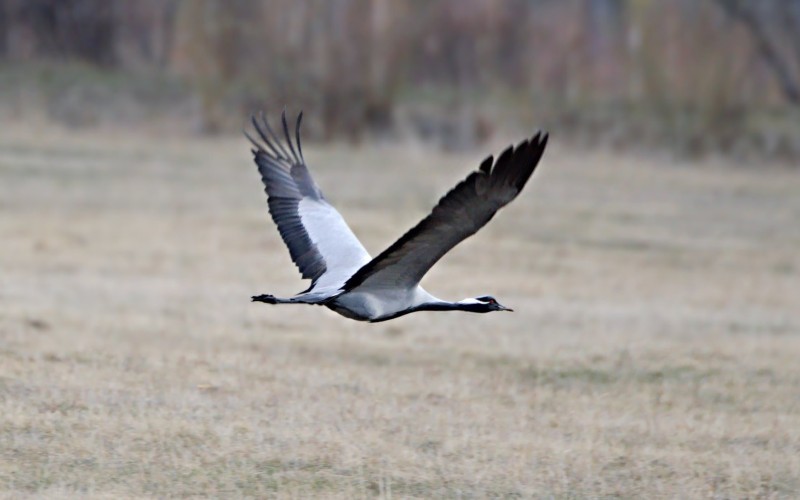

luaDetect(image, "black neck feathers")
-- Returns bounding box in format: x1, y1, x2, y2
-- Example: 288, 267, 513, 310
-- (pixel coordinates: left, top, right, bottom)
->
414, 301, 493, 314
369, 301, 492, 323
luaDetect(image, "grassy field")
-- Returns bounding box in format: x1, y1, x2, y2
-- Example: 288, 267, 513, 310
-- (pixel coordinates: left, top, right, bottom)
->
1, 122, 799, 498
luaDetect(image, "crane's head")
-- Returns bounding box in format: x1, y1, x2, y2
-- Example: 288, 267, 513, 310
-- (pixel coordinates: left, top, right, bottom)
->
458, 295, 513, 313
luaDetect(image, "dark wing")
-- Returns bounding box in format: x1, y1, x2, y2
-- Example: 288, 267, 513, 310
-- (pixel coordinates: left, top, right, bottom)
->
246, 111, 371, 292
343, 132, 548, 292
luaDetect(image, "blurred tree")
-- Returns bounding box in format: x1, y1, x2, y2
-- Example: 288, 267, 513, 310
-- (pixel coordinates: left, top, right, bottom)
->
1, 0, 798, 158
172, 0, 249, 133
365, 0, 394, 134
715, 0, 800, 106
586, 0, 626, 96
0, 1, 7, 57
115, 0, 179, 70
3, 0, 116, 65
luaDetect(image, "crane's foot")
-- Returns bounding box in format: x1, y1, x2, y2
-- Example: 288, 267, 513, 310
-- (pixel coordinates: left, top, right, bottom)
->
252, 294, 278, 304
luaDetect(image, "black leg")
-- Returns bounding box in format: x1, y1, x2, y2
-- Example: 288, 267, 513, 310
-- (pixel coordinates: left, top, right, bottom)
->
252, 294, 278, 304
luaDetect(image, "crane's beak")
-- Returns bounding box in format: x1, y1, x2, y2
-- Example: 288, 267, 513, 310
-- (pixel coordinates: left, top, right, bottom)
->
499, 304, 513, 312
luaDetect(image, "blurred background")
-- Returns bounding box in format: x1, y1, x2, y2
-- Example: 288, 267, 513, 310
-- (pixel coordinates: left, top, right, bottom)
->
1, 0, 800, 161
3, 2, 800, 496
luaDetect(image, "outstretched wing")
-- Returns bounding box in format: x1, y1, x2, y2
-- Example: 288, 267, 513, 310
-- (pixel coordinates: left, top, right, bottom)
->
343, 132, 548, 292
246, 111, 371, 292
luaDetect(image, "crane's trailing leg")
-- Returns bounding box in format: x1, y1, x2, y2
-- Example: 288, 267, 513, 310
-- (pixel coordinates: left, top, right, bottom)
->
252, 293, 329, 305
252, 294, 287, 304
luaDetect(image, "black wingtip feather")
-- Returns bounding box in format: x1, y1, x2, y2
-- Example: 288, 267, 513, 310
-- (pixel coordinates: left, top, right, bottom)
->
532, 130, 548, 151
529, 131, 549, 168
479, 155, 493, 174
495, 144, 515, 168
514, 130, 549, 189
244, 127, 263, 154
295, 111, 305, 163
247, 109, 309, 167
261, 111, 293, 160
281, 109, 301, 164
252, 114, 286, 161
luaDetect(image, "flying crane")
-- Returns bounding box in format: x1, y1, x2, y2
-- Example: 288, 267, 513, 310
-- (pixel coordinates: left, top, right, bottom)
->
246, 111, 548, 322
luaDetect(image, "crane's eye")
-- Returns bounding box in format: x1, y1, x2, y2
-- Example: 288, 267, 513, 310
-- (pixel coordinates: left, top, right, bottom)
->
489, 298, 497, 304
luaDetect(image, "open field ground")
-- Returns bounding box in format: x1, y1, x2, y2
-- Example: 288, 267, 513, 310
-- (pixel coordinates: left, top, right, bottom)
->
1, 123, 799, 498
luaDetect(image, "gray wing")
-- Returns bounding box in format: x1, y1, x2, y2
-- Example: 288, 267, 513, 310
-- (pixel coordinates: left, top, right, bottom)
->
247, 111, 371, 292
343, 132, 548, 292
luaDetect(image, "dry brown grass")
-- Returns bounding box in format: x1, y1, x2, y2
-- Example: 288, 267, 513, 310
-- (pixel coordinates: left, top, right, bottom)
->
1, 122, 799, 498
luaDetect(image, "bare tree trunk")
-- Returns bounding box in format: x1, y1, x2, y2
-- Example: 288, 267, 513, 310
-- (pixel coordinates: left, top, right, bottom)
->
715, 0, 800, 105
172, 0, 241, 133
778, 0, 800, 75
154, 0, 178, 68
366, 0, 393, 134
0, 0, 7, 57
586, 0, 625, 96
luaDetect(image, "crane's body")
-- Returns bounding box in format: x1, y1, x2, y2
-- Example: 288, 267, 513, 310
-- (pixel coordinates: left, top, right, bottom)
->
246, 111, 548, 322
323, 286, 442, 322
